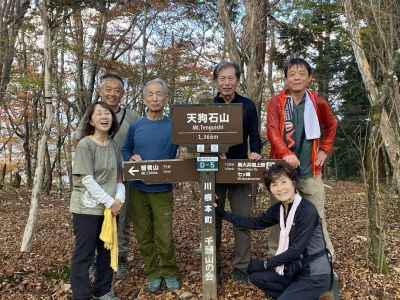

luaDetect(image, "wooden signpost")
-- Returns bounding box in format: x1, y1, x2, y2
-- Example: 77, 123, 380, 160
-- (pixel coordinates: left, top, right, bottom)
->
123, 104, 278, 300
123, 158, 277, 184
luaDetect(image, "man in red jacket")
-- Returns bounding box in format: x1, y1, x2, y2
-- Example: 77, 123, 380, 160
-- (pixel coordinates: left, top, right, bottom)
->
266, 58, 337, 257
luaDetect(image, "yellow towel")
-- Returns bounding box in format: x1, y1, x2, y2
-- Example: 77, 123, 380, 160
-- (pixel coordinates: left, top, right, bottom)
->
100, 208, 118, 272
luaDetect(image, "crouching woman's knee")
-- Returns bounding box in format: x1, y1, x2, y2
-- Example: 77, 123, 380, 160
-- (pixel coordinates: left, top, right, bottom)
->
248, 271, 275, 292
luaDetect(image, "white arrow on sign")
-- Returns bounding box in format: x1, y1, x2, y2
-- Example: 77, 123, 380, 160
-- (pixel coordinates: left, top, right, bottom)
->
128, 166, 139, 176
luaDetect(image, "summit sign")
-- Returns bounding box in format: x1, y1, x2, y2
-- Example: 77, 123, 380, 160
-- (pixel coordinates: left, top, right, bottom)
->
171, 104, 243, 148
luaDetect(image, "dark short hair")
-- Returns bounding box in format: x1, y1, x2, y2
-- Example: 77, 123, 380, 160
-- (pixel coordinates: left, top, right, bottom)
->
100, 73, 125, 89
81, 102, 119, 138
213, 61, 241, 81
263, 162, 298, 192
284, 58, 312, 78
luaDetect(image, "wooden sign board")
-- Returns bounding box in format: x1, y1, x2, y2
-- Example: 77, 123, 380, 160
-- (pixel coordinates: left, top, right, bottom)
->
123, 159, 198, 183
171, 104, 243, 147
216, 159, 277, 183
123, 159, 279, 184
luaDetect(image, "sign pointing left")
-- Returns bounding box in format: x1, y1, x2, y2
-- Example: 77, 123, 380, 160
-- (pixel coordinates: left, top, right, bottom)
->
128, 167, 139, 175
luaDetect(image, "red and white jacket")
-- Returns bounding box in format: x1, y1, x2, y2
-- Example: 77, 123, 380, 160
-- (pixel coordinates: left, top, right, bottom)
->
266, 89, 337, 176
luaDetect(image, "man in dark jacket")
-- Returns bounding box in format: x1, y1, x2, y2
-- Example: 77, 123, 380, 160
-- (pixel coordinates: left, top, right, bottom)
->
213, 61, 262, 282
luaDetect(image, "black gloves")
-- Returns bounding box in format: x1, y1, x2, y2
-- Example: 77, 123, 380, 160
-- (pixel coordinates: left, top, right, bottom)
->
284, 259, 303, 278
247, 257, 304, 277
247, 258, 267, 274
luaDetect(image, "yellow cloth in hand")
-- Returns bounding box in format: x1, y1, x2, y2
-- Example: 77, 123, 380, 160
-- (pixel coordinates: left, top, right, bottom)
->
100, 208, 118, 272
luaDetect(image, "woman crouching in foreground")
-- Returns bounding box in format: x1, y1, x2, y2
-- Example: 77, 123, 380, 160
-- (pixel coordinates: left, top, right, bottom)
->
215, 162, 332, 300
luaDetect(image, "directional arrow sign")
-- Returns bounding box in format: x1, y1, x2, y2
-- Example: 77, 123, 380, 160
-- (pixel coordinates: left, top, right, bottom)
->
128, 167, 139, 175
123, 159, 279, 184
123, 159, 198, 183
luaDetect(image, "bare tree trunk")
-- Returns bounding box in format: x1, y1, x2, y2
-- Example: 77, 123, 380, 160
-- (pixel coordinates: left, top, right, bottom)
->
0, 163, 6, 189
0, 0, 30, 102
21, 2, 54, 252
139, 2, 149, 116
169, 34, 177, 105
57, 19, 67, 192
65, 105, 73, 192
365, 115, 389, 273
217, 0, 268, 106
343, 0, 395, 272
86, 10, 108, 104
243, 0, 267, 105
71, 10, 88, 117
56, 103, 63, 192
23, 98, 32, 187
266, 24, 275, 98
343, 0, 400, 192
217, 0, 241, 65
44, 143, 52, 195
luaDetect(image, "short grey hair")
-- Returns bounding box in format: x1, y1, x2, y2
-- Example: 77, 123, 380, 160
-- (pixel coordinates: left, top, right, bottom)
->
100, 73, 125, 89
213, 61, 241, 81
143, 78, 169, 96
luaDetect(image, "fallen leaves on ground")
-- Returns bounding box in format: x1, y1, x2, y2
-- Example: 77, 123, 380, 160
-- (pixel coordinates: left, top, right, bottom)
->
0, 180, 399, 299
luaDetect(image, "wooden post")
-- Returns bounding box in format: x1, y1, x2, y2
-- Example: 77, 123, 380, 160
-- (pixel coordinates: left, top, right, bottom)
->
200, 170, 217, 299
196, 153, 219, 299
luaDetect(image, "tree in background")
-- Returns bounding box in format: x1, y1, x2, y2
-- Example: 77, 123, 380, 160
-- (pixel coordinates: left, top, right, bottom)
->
21, 0, 54, 252
343, 0, 400, 273
217, 0, 270, 108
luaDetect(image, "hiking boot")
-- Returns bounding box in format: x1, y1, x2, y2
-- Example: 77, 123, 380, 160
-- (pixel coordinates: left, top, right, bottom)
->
94, 290, 119, 300
147, 277, 162, 293
232, 268, 249, 283
164, 276, 180, 291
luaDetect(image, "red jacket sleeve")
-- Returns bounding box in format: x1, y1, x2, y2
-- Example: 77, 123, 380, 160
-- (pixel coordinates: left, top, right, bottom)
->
266, 96, 293, 158
316, 96, 337, 154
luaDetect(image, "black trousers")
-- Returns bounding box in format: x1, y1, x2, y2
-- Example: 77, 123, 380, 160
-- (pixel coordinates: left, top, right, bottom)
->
249, 270, 330, 300
70, 213, 113, 300
215, 184, 251, 271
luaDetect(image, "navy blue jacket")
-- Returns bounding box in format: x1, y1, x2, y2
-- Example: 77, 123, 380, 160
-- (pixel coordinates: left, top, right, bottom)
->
216, 198, 331, 275
213, 93, 261, 159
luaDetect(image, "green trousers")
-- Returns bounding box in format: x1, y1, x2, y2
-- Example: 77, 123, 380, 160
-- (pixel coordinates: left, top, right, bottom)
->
129, 189, 178, 279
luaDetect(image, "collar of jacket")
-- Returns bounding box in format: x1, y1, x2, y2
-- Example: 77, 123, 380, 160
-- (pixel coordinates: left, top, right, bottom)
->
213, 92, 241, 104
278, 89, 318, 107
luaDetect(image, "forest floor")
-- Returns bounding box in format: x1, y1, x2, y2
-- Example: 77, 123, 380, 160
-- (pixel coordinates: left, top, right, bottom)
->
0, 180, 399, 300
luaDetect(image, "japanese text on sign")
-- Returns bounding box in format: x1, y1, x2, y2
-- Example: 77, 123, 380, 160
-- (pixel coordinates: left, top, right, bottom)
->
204, 236, 215, 281
186, 113, 230, 124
